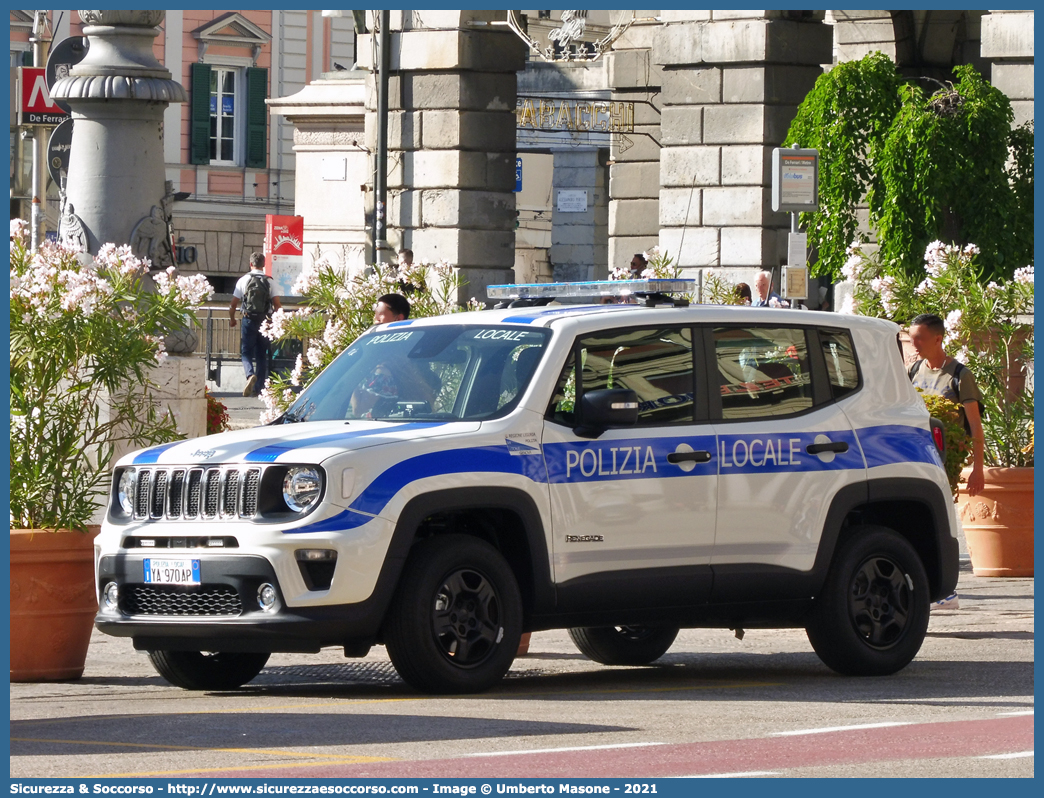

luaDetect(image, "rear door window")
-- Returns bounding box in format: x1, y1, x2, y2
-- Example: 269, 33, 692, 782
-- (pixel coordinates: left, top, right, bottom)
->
714, 326, 813, 420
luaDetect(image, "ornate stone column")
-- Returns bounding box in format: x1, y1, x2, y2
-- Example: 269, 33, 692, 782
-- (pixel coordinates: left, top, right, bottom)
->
50, 10, 186, 268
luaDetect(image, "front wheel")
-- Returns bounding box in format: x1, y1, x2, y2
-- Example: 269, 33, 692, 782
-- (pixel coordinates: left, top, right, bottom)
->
147, 650, 270, 690
806, 526, 930, 676
384, 535, 523, 694
568, 625, 679, 665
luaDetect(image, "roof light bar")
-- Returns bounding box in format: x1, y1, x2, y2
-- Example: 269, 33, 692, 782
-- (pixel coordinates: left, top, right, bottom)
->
487, 279, 697, 300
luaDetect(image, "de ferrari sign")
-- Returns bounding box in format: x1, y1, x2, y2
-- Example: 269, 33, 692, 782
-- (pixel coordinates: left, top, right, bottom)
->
19, 67, 68, 126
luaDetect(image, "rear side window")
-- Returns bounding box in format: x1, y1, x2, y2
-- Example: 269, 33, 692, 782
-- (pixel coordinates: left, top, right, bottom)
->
820, 329, 860, 400
548, 327, 695, 427
714, 326, 813, 419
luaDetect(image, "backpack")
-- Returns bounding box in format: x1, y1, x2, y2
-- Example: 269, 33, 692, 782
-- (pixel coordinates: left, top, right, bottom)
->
242, 273, 271, 318
908, 358, 983, 435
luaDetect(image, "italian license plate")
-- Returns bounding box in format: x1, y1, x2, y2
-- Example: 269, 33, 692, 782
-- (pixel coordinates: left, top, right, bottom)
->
143, 558, 201, 585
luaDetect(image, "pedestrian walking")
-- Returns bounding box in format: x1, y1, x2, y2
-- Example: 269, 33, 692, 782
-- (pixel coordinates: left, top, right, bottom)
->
908, 312, 986, 611
229, 252, 282, 397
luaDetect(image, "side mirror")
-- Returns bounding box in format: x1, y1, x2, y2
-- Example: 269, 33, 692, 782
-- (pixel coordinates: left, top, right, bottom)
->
575, 389, 639, 439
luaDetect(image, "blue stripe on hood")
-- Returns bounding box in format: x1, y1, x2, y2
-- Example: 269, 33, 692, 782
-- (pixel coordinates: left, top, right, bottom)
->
131, 442, 183, 465
245, 422, 445, 463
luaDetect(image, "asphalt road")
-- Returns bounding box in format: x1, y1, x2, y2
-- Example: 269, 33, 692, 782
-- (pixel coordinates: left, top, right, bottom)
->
10, 562, 1032, 780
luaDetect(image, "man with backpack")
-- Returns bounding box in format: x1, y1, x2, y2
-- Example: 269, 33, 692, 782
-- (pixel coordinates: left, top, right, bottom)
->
229, 252, 282, 397
908, 313, 985, 611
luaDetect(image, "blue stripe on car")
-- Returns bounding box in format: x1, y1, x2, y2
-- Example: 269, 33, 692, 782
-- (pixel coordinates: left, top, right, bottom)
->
285, 424, 937, 534
857, 424, 942, 469
286, 445, 547, 534
131, 442, 182, 464
244, 422, 444, 462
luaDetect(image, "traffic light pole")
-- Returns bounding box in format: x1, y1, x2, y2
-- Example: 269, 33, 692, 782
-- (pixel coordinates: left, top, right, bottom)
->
30, 11, 51, 251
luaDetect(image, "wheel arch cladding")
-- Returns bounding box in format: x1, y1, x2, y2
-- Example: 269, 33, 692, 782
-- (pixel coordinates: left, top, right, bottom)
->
839, 478, 958, 602
387, 487, 555, 622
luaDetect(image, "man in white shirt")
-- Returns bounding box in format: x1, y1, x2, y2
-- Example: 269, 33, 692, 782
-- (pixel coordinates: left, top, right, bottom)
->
229, 252, 282, 397
752, 271, 782, 307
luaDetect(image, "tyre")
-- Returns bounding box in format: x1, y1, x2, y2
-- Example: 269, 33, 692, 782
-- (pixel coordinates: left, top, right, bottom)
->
384, 534, 523, 694
568, 625, 679, 665
147, 650, 270, 690
806, 526, 930, 676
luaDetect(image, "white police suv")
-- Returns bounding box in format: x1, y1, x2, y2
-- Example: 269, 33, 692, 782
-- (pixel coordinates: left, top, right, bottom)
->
96, 279, 958, 693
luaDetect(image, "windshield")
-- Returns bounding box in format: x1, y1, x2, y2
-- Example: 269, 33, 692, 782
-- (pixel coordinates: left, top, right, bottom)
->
282, 325, 552, 423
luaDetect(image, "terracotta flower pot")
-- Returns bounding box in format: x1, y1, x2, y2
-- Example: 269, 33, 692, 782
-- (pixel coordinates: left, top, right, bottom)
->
10, 527, 100, 682
957, 467, 1034, 577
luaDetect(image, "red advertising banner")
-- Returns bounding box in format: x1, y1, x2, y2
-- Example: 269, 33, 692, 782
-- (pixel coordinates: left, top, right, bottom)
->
264, 214, 304, 297
19, 67, 67, 125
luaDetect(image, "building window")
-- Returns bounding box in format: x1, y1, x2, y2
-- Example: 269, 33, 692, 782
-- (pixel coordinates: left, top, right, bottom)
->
209, 67, 237, 163
190, 62, 267, 168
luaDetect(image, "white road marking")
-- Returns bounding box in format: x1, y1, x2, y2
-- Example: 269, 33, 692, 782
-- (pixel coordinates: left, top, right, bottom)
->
979, 751, 1033, 760
464, 742, 665, 758
771, 722, 913, 737
684, 771, 781, 778
997, 710, 1034, 717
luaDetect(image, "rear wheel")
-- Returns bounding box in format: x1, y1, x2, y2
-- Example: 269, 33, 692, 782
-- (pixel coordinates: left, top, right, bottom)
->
568, 625, 679, 665
147, 650, 270, 690
384, 535, 523, 694
806, 526, 930, 676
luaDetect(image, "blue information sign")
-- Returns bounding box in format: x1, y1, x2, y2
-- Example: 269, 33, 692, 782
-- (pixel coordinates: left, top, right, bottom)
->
514, 156, 522, 192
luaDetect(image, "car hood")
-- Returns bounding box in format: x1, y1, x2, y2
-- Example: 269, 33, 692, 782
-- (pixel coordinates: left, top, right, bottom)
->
118, 420, 480, 467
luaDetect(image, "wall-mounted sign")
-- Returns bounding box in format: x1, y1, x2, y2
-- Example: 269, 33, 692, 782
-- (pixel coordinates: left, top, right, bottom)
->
557, 190, 587, 213
19, 67, 67, 126
517, 97, 634, 133
514, 156, 523, 192
322, 156, 347, 181
771, 147, 819, 212
47, 117, 73, 185
45, 36, 88, 115
264, 214, 304, 297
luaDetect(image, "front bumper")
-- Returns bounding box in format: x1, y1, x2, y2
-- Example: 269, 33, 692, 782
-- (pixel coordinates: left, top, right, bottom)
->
96, 554, 392, 653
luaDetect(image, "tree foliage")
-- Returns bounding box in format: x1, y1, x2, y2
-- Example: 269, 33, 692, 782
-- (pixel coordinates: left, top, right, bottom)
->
785, 53, 1033, 281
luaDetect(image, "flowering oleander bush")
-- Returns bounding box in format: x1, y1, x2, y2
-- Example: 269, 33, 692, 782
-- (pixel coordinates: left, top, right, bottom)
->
205, 387, 231, 435
259, 254, 481, 423
842, 239, 1034, 468
10, 220, 214, 530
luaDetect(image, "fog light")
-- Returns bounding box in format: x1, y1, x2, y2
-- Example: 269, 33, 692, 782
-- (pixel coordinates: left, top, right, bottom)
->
295, 549, 337, 562
103, 582, 119, 612
257, 583, 278, 612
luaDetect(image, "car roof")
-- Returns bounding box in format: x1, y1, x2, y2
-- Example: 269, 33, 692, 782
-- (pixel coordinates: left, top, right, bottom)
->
373, 304, 900, 335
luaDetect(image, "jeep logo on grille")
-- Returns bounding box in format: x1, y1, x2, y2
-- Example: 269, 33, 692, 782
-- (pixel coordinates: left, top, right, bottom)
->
190, 449, 216, 459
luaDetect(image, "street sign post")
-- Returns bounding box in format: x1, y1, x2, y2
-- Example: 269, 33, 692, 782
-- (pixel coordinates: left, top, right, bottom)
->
46, 36, 89, 115
47, 117, 73, 185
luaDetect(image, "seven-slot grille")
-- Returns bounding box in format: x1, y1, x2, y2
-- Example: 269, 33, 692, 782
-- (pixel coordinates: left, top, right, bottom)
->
129, 467, 263, 521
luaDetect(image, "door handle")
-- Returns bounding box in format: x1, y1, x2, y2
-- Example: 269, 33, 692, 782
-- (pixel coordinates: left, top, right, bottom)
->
667, 450, 712, 464
806, 441, 849, 455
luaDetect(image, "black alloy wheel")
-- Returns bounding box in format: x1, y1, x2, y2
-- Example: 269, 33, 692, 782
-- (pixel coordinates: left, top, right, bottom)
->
384, 534, 523, 694
806, 526, 930, 676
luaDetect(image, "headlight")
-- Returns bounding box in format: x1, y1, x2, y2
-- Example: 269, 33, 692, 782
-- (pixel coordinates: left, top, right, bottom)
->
117, 469, 136, 515
283, 466, 322, 512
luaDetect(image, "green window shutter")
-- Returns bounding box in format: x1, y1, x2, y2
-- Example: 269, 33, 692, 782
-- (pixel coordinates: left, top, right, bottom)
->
189, 62, 212, 165
21, 51, 33, 67
245, 67, 268, 169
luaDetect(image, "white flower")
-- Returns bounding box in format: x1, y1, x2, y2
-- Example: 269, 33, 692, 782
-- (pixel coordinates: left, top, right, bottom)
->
915, 278, 933, 295
289, 354, 305, 387
840, 254, 864, 282
839, 295, 859, 315
963, 243, 980, 256
10, 218, 29, 245
944, 309, 963, 335
1014, 265, 1033, 285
